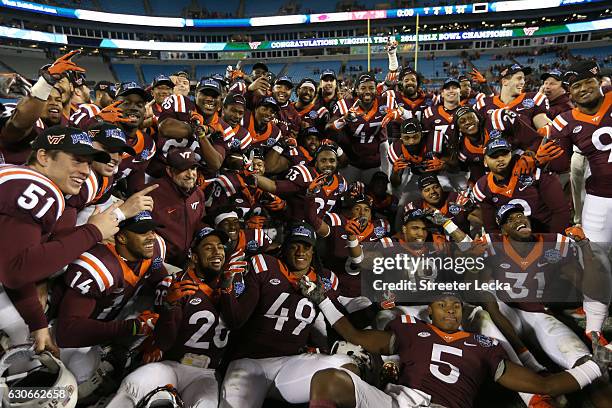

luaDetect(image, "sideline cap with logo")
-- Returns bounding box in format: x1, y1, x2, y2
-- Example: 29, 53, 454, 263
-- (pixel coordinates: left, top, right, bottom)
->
258, 96, 280, 112
223, 92, 246, 107
320, 69, 336, 80
403, 208, 428, 224
167, 147, 200, 171
496, 203, 525, 226
274, 76, 293, 89
252, 62, 269, 73
401, 117, 422, 134
499, 63, 532, 79
196, 77, 222, 95
116, 82, 147, 99
152, 75, 175, 89
32, 125, 110, 163
484, 138, 512, 157
417, 174, 440, 190
442, 77, 460, 89
540, 69, 563, 82
94, 81, 117, 96
88, 123, 136, 156
119, 211, 164, 233
285, 222, 317, 247
193, 227, 230, 247
563, 60, 600, 85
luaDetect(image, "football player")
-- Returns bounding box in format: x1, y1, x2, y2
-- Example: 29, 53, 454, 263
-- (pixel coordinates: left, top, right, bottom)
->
0, 51, 81, 164
293, 78, 330, 133
305, 292, 611, 408
454, 105, 541, 185
218, 223, 354, 408
316, 69, 340, 112
242, 96, 283, 150
255, 143, 347, 223
384, 67, 433, 124
458, 69, 492, 107
475, 64, 550, 130
327, 73, 391, 185
0, 126, 116, 355
272, 75, 302, 138
142, 74, 174, 129
473, 138, 570, 233
213, 208, 274, 261
55, 211, 170, 383
106, 228, 233, 408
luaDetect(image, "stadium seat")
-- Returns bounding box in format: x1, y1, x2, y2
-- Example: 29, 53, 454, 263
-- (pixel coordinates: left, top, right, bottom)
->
113, 63, 140, 83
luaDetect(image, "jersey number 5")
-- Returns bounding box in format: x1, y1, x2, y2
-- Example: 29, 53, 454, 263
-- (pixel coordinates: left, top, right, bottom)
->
17, 183, 55, 218
430, 343, 462, 384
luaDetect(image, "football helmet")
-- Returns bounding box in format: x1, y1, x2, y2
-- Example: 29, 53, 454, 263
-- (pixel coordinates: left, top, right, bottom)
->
0, 345, 77, 408
135, 385, 184, 408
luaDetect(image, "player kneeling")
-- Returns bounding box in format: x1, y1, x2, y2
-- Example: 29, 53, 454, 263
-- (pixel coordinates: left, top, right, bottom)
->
107, 228, 236, 408
305, 291, 612, 408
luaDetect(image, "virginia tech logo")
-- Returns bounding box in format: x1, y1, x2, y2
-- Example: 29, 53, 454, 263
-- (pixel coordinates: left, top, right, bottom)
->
47, 134, 65, 144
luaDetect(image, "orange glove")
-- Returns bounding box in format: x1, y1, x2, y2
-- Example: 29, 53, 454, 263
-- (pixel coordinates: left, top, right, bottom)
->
565, 225, 587, 241
134, 310, 159, 336
345, 219, 362, 237
535, 140, 564, 165
190, 111, 206, 127
96, 100, 131, 124
469, 68, 487, 84
307, 173, 328, 196
527, 394, 555, 408
263, 194, 286, 211
141, 337, 163, 363
467, 236, 488, 257
165, 280, 198, 305
392, 158, 410, 173
424, 157, 445, 172
513, 155, 536, 177
585, 330, 610, 347
230, 69, 245, 80
283, 137, 298, 147
246, 215, 266, 230
380, 291, 396, 310
47, 50, 85, 76
382, 109, 402, 127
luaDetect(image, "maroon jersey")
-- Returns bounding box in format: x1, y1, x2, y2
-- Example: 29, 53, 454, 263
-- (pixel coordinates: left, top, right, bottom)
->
474, 92, 549, 130
473, 167, 570, 233
275, 102, 302, 137
66, 170, 113, 212
68, 103, 101, 130
116, 127, 157, 193
481, 232, 576, 312
229, 228, 273, 260
218, 254, 342, 359
547, 93, 573, 119
208, 171, 268, 217
154, 268, 229, 368
148, 176, 206, 267
547, 91, 612, 197
323, 213, 390, 297
276, 164, 348, 221
293, 100, 329, 133
385, 89, 434, 122
242, 110, 282, 151
421, 104, 458, 156
388, 316, 507, 408
330, 96, 388, 170
282, 145, 314, 167
368, 192, 399, 223
405, 191, 470, 235
387, 139, 430, 175
56, 236, 170, 347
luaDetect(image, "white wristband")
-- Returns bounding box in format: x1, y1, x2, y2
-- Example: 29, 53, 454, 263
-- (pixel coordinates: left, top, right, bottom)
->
31, 76, 54, 101
443, 220, 459, 235
347, 239, 359, 248
333, 118, 346, 130
113, 208, 127, 222
566, 360, 601, 389
336, 146, 344, 156
319, 298, 344, 326
349, 253, 364, 264
272, 145, 284, 154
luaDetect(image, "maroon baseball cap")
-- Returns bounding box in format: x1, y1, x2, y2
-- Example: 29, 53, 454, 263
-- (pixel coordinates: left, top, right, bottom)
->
166, 147, 199, 171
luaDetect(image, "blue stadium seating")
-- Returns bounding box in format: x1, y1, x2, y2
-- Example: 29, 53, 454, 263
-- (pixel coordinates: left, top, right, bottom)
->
100, 0, 145, 15
196, 65, 228, 80
113, 64, 140, 83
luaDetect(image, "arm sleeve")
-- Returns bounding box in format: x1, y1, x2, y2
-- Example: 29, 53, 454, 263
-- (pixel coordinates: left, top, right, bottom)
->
55, 289, 134, 347
0, 216, 102, 289
480, 200, 500, 234
274, 179, 304, 195
153, 305, 183, 351
4, 284, 47, 331
216, 266, 261, 330
539, 173, 571, 233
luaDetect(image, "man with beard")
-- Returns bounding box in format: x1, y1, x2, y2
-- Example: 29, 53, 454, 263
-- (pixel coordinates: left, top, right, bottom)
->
272, 76, 302, 138
293, 78, 330, 133
147, 147, 206, 267
475, 64, 550, 130
544, 61, 612, 253
387, 118, 431, 206
421, 77, 466, 192
218, 222, 354, 408
473, 138, 569, 233
454, 105, 542, 185
0, 51, 81, 164
208, 146, 285, 218
255, 144, 347, 223
404, 174, 471, 238
142, 75, 175, 129
111, 82, 158, 193
242, 96, 282, 150
152, 77, 228, 176
541, 69, 573, 118
106, 228, 234, 408
55, 211, 170, 384
213, 207, 274, 261
0, 126, 116, 355
327, 73, 390, 185
305, 291, 612, 408
316, 69, 340, 112
384, 67, 433, 125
